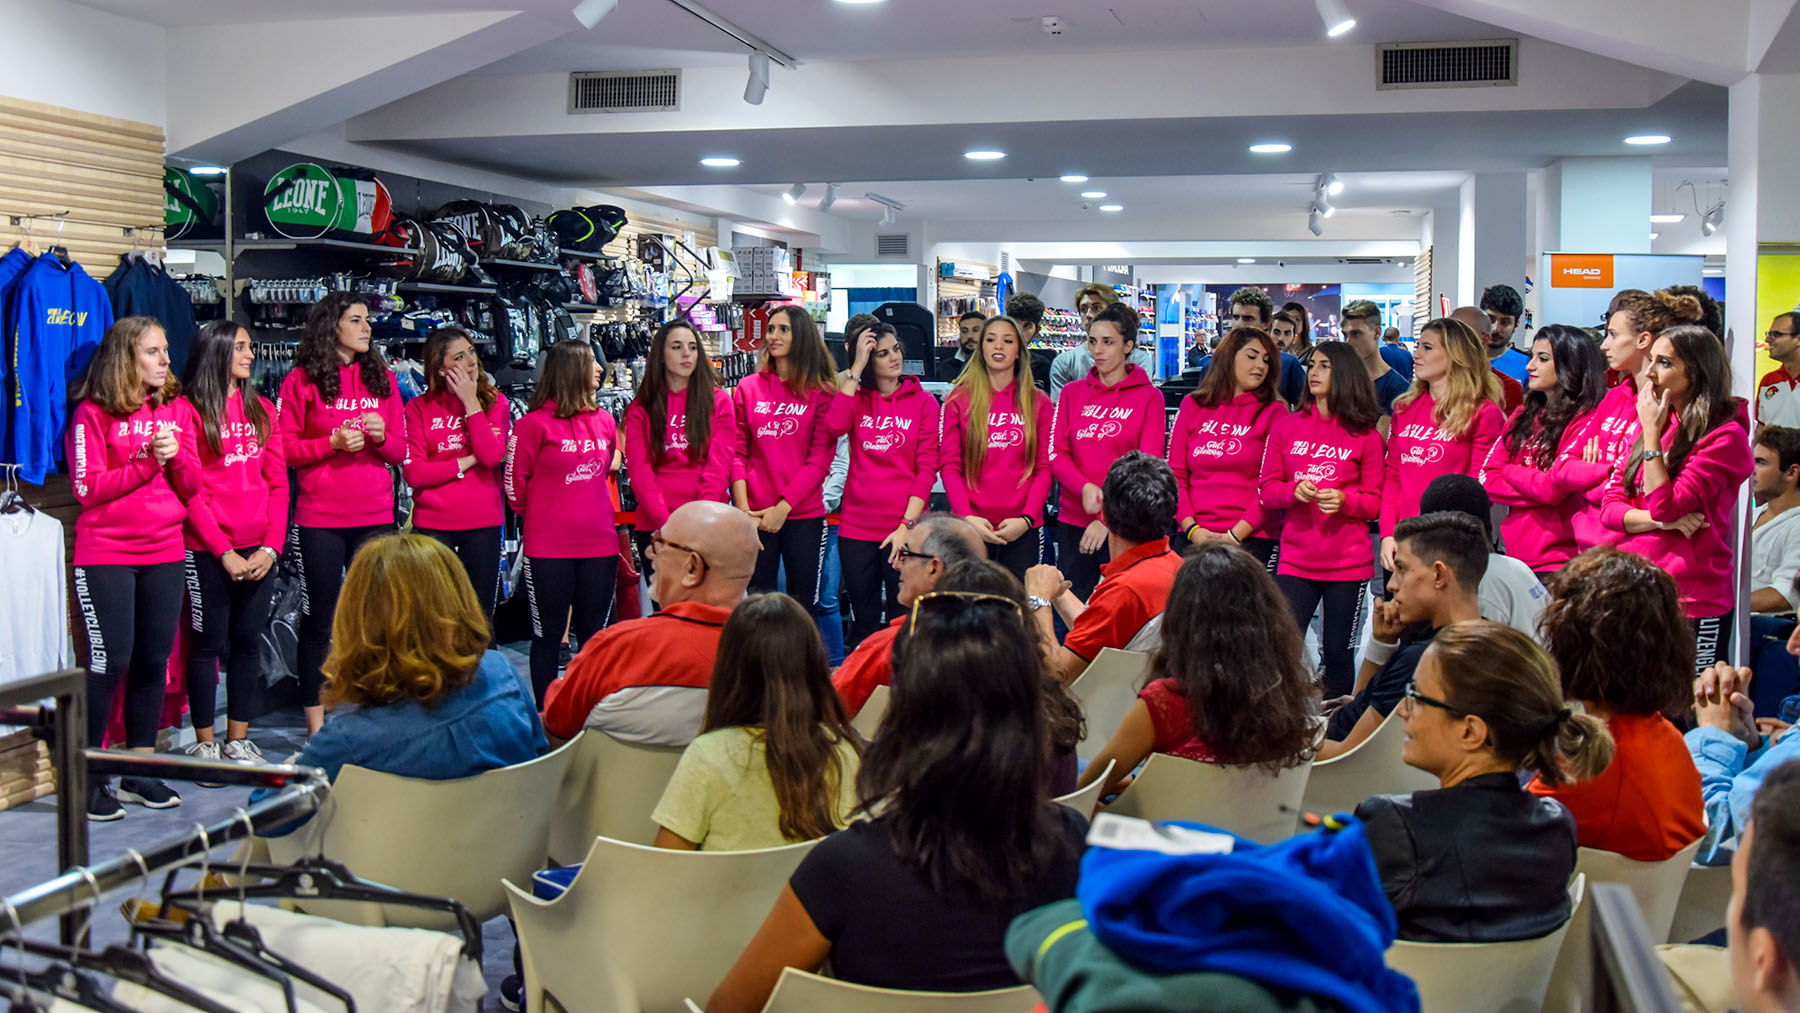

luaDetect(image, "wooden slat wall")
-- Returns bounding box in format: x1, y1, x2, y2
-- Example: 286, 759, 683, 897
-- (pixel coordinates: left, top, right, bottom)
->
1414, 247, 1433, 333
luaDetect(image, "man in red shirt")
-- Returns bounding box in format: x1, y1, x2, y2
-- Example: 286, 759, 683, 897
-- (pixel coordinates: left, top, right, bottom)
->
831, 514, 986, 716
1451, 305, 1524, 414
1027, 451, 1182, 684
541, 500, 760, 746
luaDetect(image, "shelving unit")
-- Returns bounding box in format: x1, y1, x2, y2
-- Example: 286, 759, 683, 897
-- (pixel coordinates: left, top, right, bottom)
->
177, 236, 417, 257
559, 247, 619, 263
482, 258, 562, 272
398, 280, 498, 296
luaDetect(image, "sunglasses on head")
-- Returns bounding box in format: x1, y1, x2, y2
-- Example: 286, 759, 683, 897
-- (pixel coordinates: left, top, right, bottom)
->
907, 591, 1024, 634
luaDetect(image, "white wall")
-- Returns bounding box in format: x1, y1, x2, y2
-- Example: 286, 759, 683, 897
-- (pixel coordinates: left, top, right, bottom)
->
0, 0, 166, 126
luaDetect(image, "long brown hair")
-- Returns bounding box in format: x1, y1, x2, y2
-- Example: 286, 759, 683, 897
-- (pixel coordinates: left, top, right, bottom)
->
1394, 317, 1503, 437
704, 594, 859, 841
635, 320, 721, 467
762, 305, 837, 395
424, 327, 497, 412
1298, 341, 1380, 435
1623, 324, 1737, 495
323, 533, 488, 708
950, 315, 1040, 480
182, 320, 269, 455
72, 316, 180, 413
528, 340, 597, 419
295, 291, 391, 401
1191, 326, 1281, 409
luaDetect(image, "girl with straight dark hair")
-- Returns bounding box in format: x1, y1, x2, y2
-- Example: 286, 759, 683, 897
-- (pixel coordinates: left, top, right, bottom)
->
1168, 325, 1288, 565
624, 320, 736, 558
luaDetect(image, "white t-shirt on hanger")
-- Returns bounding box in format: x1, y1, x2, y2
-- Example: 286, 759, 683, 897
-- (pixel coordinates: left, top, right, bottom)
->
0, 508, 72, 685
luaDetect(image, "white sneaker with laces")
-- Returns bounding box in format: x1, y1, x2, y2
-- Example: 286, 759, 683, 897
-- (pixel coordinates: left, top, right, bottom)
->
185, 740, 224, 787
222, 738, 266, 764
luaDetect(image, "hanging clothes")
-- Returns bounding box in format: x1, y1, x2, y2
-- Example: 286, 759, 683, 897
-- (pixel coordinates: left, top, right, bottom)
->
2, 252, 112, 482
0, 506, 72, 684
104, 254, 198, 373
0, 245, 38, 473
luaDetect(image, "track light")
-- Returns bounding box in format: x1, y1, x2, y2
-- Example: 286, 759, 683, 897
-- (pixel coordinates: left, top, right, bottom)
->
880, 206, 896, 227
1700, 201, 1724, 237
1321, 172, 1344, 196
744, 51, 771, 105
817, 183, 839, 213
572, 0, 617, 28
1309, 210, 1325, 236
783, 183, 806, 205
1312, 191, 1335, 219
1314, 0, 1356, 36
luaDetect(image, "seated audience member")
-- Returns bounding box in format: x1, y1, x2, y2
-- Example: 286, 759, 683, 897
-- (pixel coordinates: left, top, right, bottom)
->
831, 513, 987, 717
1357, 620, 1613, 942
1688, 640, 1800, 865
1528, 547, 1704, 860
1418, 474, 1548, 641
541, 501, 759, 747
1027, 451, 1182, 684
1078, 543, 1317, 800
1728, 759, 1800, 1011
257, 533, 545, 822
1749, 427, 1800, 715
707, 591, 1087, 1010
652, 594, 861, 851
1318, 512, 1487, 761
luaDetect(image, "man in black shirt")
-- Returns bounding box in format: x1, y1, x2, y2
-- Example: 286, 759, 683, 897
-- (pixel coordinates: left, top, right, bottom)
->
1319, 512, 1486, 755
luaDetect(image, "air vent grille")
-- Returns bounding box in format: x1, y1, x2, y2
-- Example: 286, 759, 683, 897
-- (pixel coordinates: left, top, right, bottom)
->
1378, 40, 1517, 89
876, 233, 910, 258
569, 70, 681, 113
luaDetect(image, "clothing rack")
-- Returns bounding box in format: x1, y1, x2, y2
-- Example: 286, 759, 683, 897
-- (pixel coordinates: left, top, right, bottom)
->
7, 211, 166, 236
0, 669, 90, 942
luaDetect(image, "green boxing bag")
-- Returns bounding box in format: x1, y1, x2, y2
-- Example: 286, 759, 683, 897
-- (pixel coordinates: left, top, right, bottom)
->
263, 163, 391, 241
163, 166, 221, 241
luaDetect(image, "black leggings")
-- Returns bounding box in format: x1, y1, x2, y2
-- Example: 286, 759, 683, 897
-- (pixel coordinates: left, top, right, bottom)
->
750, 516, 828, 609
839, 536, 901, 646
184, 549, 278, 726
1692, 612, 1734, 675
74, 562, 184, 749
1171, 532, 1279, 573
1056, 521, 1110, 602
992, 528, 1044, 582
295, 525, 391, 708
523, 554, 619, 704
415, 525, 503, 622
1276, 575, 1369, 699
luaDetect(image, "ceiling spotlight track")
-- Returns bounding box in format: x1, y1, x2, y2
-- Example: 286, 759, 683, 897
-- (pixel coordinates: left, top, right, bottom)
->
663, 0, 797, 66
744, 51, 770, 104
1320, 172, 1344, 197
1309, 210, 1325, 237
817, 183, 839, 213
1311, 191, 1335, 219
783, 183, 807, 205
866, 191, 905, 226
1677, 179, 1728, 237
1314, 0, 1356, 36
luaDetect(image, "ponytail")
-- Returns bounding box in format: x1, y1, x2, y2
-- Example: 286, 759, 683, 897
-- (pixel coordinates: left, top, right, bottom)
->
1525, 706, 1614, 788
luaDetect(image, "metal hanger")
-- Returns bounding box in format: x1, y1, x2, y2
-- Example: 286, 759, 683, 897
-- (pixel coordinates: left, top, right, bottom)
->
0, 466, 33, 516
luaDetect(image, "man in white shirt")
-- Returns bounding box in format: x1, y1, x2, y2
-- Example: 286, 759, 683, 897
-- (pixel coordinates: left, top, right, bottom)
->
1751, 426, 1800, 614
1419, 474, 1547, 643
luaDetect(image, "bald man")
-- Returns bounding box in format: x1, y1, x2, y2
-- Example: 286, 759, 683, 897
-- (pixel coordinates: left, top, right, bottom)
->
542, 501, 761, 746
1450, 306, 1523, 414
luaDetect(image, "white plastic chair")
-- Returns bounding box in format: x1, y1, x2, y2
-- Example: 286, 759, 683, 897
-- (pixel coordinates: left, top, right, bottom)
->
755, 966, 1038, 1012
1069, 648, 1150, 754
1105, 752, 1313, 843
548, 729, 686, 861
506, 834, 819, 1013
1667, 862, 1732, 945
1388, 874, 1586, 1013
1300, 710, 1437, 817
1542, 839, 1704, 1013
851, 684, 890, 739
1053, 759, 1116, 820
261, 741, 575, 928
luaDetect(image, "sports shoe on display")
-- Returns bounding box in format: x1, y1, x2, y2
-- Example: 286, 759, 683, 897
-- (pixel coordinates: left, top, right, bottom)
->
87, 781, 123, 822
222, 738, 266, 764
185, 740, 224, 787
116, 776, 181, 809
499, 974, 523, 1011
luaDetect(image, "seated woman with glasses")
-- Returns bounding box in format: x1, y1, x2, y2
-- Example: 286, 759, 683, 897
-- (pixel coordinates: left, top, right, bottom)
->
1355, 620, 1614, 942
707, 589, 1087, 1010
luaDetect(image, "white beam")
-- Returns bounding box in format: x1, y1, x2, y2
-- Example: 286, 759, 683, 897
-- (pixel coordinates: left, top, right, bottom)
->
1414, 0, 1752, 85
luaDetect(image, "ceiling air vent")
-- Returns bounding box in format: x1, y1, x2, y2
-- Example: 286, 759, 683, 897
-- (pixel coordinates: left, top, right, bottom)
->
1377, 40, 1517, 90
876, 233, 910, 258
569, 70, 681, 113
1338, 257, 1393, 265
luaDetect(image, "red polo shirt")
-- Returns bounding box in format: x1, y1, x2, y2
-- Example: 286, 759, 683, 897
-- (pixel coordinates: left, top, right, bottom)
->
1063, 537, 1182, 662
541, 600, 730, 742
832, 616, 904, 717
1494, 368, 1523, 415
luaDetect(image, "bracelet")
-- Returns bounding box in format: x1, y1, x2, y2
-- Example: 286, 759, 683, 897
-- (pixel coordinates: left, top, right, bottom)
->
259, 546, 278, 562
1229, 530, 1242, 543
1020, 515, 1037, 530
1182, 523, 1200, 539
1365, 638, 1400, 667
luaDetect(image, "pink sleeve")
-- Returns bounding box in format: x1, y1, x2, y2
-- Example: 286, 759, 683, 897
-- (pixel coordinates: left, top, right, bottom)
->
730, 385, 751, 486
260, 410, 290, 549
1023, 395, 1055, 518
701, 390, 736, 500
165, 401, 204, 500
67, 403, 159, 507
372, 381, 407, 467
505, 414, 536, 518
1599, 455, 1632, 531
277, 372, 335, 466
621, 401, 668, 530
1466, 401, 1504, 476
1236, 402, 1281, 532
1168, 401, 1198, 520
402, 400, 460, 491
1137, 388, 1166, 457
1342, 430, 1387, 520
1550, 411, 1614, 500
777, 389, 836, 506
1478, 415, 1537, 506
467, 394, 509, 468
1048, 386, 1088, 493
940, 396, 973, 517
175, 405, 233, 556
1642, 424, 1752, 522
908, 395, 941, 503
1258, 419, 1297, 510
824, 390, 857, 438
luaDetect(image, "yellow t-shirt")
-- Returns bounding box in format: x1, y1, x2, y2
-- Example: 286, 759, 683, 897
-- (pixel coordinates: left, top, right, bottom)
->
651, 725, 861, 851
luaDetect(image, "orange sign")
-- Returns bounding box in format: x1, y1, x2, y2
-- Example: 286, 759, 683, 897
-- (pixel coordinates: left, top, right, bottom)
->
1549, 254, 1615, 288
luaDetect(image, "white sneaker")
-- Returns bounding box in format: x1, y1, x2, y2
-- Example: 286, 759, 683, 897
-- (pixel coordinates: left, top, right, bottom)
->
222, 738, 266, 764
185, 740, 224, 787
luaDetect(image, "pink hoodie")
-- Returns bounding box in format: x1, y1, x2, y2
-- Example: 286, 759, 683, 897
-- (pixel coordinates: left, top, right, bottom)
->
1600, 401, 1752, 617
402, 389, 511, 531
825, 377, 942, 541
1260, 407, 1385, 581
178, 391, 289, 556
67, 398, 198, 567
1478, 406, 1601, 571
1168, 392, 1286, 539
622, 387, 736, 532
941, 382, 1054, 526
505, 406, 619, 559
1380, 392, 1505, 537
1569, 379, 1643, 548
277, 363, 406, 528
731, 370, 836, 519
1051, 365, 1168, 525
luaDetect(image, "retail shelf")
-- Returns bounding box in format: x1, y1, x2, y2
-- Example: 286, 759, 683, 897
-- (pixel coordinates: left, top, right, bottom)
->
559, 248, 620, 263
564, 302, 604, 313
174, 237, 418, 256
483, 258, 562, 272
397, 281, 497, 296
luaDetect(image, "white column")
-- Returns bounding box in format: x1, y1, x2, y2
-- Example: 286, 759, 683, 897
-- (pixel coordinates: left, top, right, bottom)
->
1460, 172, 1530, 308
1551, 157, 1653, 253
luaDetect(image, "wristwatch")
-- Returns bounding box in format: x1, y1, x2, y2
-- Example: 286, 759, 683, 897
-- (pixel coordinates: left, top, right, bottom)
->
903, 517, 919, 529
1028, 595, 1053, 612
258, 546, 278, 562
1642, 449, 1665, 461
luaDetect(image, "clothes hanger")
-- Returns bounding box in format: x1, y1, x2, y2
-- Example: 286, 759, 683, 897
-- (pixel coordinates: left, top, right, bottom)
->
48, 217, 69, 267
0, 466, 33, 515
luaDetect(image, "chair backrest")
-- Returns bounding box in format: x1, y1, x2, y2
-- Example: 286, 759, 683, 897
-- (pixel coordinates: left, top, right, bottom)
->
1053, 759, 1115, 820
1300, 709, 1437, 817
851, 685, 890, 740
1069, 648, 1150, 754
758, 966, 1039, 1013
1541, 838, 1706, 1013
507, 834, 819, 1013
1388, 874, 1586, 1013
1105, 753, 1313, 844
1667, 862, 1732, 946
262, 741, 576, 927
548, 730, 686, 861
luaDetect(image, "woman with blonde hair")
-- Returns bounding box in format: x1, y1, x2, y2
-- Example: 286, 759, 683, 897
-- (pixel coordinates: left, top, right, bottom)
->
940, 315, 1053, 579
1380, 317, 1506, 570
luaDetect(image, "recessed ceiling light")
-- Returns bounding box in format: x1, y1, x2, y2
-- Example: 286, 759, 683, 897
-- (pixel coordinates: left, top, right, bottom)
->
1249, 142, 1292, 154
1650, 213, 1685, 223
834, 0, 884, 4
1081, 191, 1107, 199
1624, 134, 1671, 145
1237, 258, 1257, 264
1098, 204, 1124, 212
1060, 174, 1089, 183
189, 165, 228, 175
700, 156, 740, 167
964, 150, 1006, 160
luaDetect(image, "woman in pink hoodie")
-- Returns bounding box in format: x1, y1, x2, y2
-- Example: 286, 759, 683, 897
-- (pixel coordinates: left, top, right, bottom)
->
506, 340, 620, 703
278, 292, 406, 736
827, 321, 941, 643
624, 320, 735, 561
1168, 325, 1287, 570
1478, 325, 1607, 580
941, 315, 1053, 580
1259, 341, 1386, 698
731, 305, 839, 610
1601, 324, 1752, 672
403, 327, 510, 621
177, 321, 289, 770
68, 316, 199, 818
1051, 302, 1167, 600
1380, 317, 1506, 572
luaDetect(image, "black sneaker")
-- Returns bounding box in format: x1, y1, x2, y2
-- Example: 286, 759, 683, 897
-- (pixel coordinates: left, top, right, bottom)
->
116, 777, 181, 809
499, 974, 523, 1011
87, 781, 123, 822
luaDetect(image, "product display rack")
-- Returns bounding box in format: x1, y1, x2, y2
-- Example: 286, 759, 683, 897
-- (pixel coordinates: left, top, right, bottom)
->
179, 236, 419, 257
398, 280, 499, 296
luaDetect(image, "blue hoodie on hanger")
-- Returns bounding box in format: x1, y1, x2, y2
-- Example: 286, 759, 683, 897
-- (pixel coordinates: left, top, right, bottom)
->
0, 246, 35, 472
5, 254, 113, 483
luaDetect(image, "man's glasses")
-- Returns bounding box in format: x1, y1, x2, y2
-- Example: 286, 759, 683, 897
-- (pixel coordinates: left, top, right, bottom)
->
1401, 680, 1461, 715
907, 591, 1024, 634
1768, 330, 1797, 342
649, 532, 707, 575
894, 546, 937, 564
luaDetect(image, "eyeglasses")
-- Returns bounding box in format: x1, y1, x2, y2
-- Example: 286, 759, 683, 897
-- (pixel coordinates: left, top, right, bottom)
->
907, 591, 1024, 635
1769, 330, 1798, 341
1401, 680, 1461, 715
648, 532, 707, 575
894, 546, 937, 564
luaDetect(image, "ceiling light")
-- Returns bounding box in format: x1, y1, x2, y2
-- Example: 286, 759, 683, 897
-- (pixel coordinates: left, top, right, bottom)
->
1700, 201, 1725, 236
1314, 0, 1356, 37
1309, 210, 1325, 236
571, 0, 617, 29
1249, 142, 1292, 154
744, 51, 770, 105
700, 156, 740, 168
783, 183, 806, 205
1321, 172, 1345, 196
880, 206, 896, 226
1649, 232, 1660, 240
1098, 204, 1123, 212
1312, 192, 1335, 218
817, 183, 839, 213
1060, 174, 1088, 183
1624, 134, 1672, 145
833, 0, 885, 4
188, 165, 227, 175
1649, 213, 1685, 223
1238, 258, 1257, 264
1081, 191, 1107, 199
964, 150, 1006, 160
